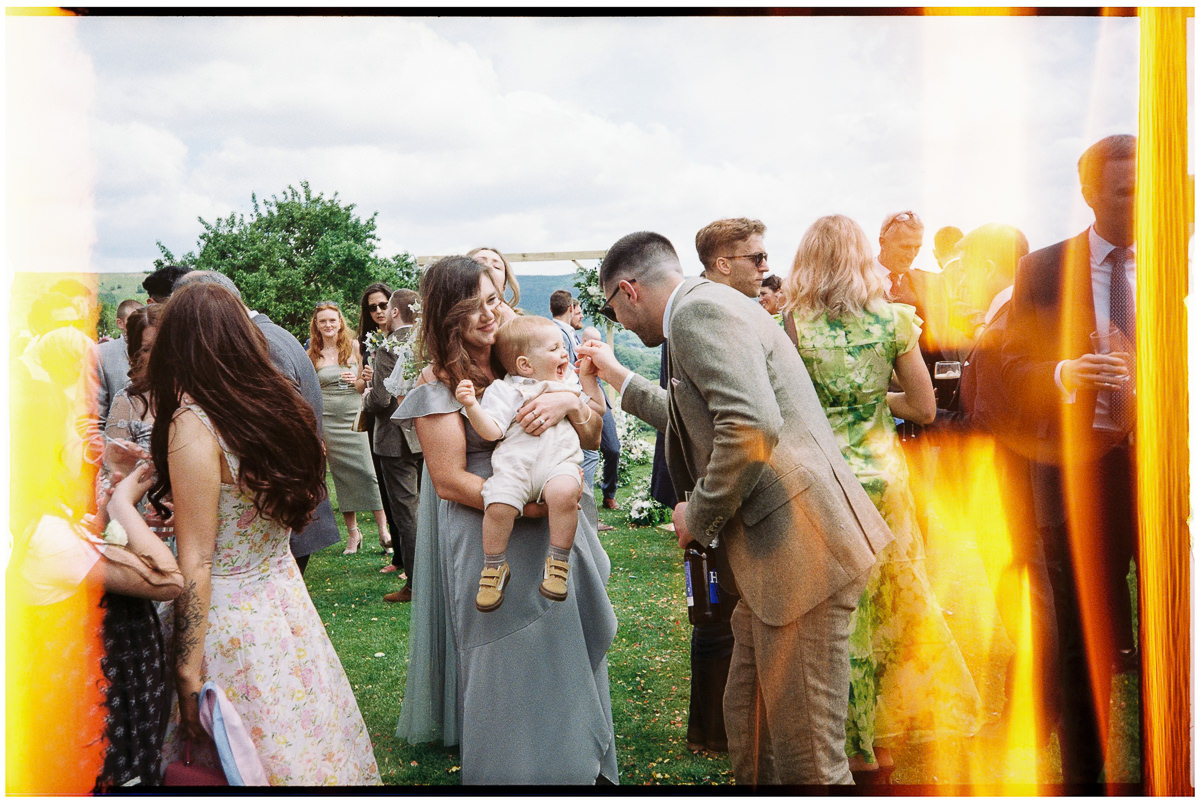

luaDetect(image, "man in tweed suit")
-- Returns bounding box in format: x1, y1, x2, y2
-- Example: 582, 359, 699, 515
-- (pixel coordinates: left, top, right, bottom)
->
578, 231, 891, 786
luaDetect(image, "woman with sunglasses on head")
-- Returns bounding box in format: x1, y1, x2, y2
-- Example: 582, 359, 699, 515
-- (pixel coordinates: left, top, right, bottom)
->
148, 283, 380, 785
394, 256, 618, 783
357, 283, 400, 560
307, 301, 388, 555
782, 214, 1001, 782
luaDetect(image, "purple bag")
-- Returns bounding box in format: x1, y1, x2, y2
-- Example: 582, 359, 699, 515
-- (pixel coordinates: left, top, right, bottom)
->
163, 740, 227, 787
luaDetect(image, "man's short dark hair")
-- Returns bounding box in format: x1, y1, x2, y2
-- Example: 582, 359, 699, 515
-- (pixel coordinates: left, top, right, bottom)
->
549, 289, 576, 317
599, 231, 679, 288
143, 264, 193, 301
760, 274, 782, 292
934, 226, 964, 255
390, 288, 419, 324
1078, 134, 1136, 189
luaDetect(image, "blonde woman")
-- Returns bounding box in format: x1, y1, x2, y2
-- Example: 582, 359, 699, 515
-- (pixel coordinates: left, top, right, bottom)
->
466, 246, 520, 325
782, 214, 987, 780
306, 301, 388, 554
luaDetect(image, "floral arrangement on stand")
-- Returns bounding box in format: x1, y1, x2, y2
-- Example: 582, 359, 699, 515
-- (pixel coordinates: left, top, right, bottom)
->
614, 408, 652, 487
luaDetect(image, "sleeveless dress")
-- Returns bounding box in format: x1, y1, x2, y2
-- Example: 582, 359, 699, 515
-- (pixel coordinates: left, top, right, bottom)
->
790, 303, 994, 762
394, 382, 619, 784
316, 364, 382, 512
160, 403, 381, 786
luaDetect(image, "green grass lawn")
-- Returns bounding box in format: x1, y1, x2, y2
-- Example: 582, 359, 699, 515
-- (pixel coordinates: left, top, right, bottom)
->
306, 465, 1140, 788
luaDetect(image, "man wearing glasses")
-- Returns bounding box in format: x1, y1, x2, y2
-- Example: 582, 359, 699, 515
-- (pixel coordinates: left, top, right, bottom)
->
695, 217, 772, 299
581, 231, 891, 785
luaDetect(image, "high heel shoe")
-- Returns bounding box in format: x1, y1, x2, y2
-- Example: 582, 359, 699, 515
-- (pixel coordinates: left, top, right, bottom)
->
343, 527, 362, 555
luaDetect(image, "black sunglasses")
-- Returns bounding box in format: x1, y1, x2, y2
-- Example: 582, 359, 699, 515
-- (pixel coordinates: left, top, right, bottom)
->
600, 279, 635, 323
721, 252, 768, 267
367, 302, 388, 313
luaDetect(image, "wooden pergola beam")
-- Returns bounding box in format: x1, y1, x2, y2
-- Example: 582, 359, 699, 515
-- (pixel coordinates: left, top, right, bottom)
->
414, 250, 605, 267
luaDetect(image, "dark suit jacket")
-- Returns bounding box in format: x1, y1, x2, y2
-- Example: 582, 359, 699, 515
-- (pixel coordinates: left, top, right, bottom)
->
622, 278, 891, 626
252, 312, 340, 557
1000, 231, 1131, 466
364, 325, 418, 457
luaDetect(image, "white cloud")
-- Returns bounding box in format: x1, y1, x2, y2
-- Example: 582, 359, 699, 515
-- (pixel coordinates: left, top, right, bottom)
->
11, 13, 1155, 278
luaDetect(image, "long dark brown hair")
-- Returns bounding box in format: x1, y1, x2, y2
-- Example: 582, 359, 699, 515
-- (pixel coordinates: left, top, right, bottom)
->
357, 281, 393, 361
123, 303, 163, 408
418, 256, 497, 392
146, 284, 326, 533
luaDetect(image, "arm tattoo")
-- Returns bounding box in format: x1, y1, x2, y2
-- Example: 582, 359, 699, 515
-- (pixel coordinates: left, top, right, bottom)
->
173, 578, 207, 671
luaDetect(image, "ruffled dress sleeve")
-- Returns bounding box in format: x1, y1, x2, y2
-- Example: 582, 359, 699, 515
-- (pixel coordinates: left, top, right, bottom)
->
892, 302, 924, 356
393, 381, 462, 425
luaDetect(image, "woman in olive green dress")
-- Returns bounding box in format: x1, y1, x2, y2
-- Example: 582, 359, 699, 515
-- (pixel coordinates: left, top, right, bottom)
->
307, 302, 388, 554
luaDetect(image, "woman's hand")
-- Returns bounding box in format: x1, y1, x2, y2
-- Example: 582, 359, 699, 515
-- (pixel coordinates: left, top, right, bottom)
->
109, 462, 156, 510
339, 369, 356, 386
517, 391, 579, 436
104, 438, 150, 477
177, 684, 207, 742
361, 363, 374, 383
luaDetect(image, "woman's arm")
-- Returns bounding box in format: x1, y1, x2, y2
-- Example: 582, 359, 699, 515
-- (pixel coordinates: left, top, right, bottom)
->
167, 409, 223, 740
887, 346, 937, 424
95, 463, 184, 600
353, 341, 367, 392
516, 390, 602, 449
414, 412, 487, 510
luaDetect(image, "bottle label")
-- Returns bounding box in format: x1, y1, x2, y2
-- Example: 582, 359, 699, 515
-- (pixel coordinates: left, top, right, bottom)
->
684, 558, 695, 607
708, 569, 719, 605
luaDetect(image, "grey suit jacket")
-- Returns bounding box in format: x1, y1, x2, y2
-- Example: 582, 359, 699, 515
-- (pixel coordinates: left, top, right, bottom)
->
363, 325, 419, 457
621, 278, 892, 626
252, 312, 340, 557
95, 336, 130, 424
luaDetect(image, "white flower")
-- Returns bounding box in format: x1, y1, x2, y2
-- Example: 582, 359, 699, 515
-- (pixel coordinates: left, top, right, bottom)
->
103, 519, 129, 547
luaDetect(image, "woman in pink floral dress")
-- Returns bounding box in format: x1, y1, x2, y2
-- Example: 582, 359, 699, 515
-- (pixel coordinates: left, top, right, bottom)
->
149, 283, 380, 786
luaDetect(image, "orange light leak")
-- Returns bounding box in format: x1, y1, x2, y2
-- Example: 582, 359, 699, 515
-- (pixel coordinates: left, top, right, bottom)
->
1134, 7, 1191, 797
7, 270, 108, 794
897, 5, 1190, 795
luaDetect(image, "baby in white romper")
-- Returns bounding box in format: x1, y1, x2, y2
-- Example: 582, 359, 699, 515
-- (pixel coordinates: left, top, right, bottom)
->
456, 316, 605, 612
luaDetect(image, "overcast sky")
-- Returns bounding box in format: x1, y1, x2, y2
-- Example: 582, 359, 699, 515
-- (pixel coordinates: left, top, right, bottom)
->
7, 11, 1183, 279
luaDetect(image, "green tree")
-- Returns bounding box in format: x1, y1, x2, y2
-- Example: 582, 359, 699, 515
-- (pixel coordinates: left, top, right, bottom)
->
573, 260, 615, 344
158, 181, 418, 338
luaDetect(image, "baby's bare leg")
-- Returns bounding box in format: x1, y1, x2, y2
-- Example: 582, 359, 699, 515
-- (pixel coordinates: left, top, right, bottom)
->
482, 503, 520, 556
543, 475, 582, 552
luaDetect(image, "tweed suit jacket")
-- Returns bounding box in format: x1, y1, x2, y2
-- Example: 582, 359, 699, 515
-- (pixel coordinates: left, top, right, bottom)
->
364, 325, 418, 457
621, 278, 892, 626
251, 312, 340, 558
95, 336, 130, 424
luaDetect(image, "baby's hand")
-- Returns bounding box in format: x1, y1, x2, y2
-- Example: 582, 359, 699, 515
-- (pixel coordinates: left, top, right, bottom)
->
455, 379, 478, 407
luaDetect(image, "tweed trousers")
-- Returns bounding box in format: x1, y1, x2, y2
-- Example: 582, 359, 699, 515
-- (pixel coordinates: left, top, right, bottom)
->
723, 568, 868, 787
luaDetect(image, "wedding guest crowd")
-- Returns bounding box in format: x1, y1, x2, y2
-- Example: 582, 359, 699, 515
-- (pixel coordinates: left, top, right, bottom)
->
8, 133, 1145, 790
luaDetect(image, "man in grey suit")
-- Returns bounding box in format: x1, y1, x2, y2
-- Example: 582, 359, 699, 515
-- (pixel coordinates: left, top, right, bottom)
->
365, 289, 423, 603
95, 298, 141, 425
578, 232, 891, 786
173, 271, 340, 572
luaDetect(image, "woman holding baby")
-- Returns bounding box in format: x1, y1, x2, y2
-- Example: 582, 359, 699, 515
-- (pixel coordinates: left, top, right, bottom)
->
395, 255, 619, 784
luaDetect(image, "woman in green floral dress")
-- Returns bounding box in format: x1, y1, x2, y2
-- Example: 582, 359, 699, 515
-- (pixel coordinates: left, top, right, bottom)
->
781, 214, 988, 777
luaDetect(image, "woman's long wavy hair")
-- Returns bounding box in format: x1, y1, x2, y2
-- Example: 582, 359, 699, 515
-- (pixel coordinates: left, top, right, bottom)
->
781, 213, 887, 321
356, 282, 393, 360
466, 246, 520, 308
123, 303, 163, 408
146, 284, 326, 533
306, 302, 354, 368
418, 256, 497, 392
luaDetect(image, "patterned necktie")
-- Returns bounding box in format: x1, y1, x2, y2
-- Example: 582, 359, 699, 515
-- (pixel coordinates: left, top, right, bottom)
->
1108, 247, 1135, 428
